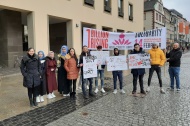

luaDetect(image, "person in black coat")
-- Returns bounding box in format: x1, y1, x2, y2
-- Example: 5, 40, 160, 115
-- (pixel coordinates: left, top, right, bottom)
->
130, 43, 146, 95
36, 51, 47, 103
79, 45, 95, 99
20, 48, 41, 107
166, 43, 182, 91
57, 45, 70, 96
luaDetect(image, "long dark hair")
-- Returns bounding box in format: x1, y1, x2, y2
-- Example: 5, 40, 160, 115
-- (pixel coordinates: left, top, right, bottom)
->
68, 48, 78, 62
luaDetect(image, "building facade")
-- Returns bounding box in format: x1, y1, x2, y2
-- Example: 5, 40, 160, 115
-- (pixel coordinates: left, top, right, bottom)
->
0, 0, 144, 67
144, 0, 165, 31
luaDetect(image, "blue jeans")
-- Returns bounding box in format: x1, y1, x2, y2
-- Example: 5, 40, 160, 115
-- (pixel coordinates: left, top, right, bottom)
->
81, 71, 93, 96
168, 67, 180, 89
95, 70, 104, 88
112, 71, 123, 90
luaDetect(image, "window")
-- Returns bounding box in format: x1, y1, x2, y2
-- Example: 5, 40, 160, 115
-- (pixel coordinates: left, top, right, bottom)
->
156, 13, 158, 20
118, 0, 124, 17
159, 15, 161, 22
84, 0, 94, 7
144, 13, 146, 20
104, 0, 111, 13
129, 3, 133, 21
162, 16, 165, 23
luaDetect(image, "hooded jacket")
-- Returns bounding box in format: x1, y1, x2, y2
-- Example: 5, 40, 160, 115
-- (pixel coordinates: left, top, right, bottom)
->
148, 47, 166, 66
166, 48, 182, 67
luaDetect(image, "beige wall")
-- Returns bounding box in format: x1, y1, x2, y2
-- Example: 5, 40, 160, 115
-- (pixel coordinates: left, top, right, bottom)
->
0, 0, 143, 55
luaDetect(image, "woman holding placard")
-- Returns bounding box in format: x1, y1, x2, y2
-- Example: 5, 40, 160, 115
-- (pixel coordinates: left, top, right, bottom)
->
130, 43, 146, 96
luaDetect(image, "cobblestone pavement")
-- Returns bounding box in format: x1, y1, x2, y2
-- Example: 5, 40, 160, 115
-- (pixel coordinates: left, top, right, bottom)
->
45, 52, 190, 126
0, 52, 190, 126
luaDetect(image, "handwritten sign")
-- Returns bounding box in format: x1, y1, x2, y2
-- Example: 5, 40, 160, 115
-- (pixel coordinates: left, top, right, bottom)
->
90, 51, 109, 65
128, 54, 151, 69
106, 56, 128, 71
83, 56, 97, 79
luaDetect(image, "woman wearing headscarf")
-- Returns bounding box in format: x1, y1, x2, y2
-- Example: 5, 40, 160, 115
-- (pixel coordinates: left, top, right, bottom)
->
46, 51, 57, 99
20, 48, 41, 107
36, 51, 47, 103
57, 45, 70, 96
64, 48, 79, 99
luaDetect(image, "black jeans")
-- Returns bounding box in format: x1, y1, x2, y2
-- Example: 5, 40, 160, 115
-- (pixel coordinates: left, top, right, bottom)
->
133, 74, 144, 92
28, 85, 38, 99
69, 79, 77, 93
148, 65, 162, 87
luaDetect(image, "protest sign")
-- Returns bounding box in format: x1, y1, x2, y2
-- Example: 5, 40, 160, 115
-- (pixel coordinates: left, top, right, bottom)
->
83, 56, 97, 79
106, 55, 128, 71
83, 27, 166, 50
90, 51, 109, 65
128, 53, 151, 69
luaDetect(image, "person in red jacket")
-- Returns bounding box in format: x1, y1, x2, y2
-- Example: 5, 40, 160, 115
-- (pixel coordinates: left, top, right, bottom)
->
46, 51, 58, 99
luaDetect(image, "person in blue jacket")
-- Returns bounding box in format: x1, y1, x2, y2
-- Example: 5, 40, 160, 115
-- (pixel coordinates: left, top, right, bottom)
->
130, 43, 146, 96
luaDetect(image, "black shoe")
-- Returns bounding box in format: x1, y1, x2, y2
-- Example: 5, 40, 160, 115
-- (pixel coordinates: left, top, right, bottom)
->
33, 97, 38, 106
89, 93, 95, 97
73, 92, 76, 99
83, 95, 88, 99
132, 91, 136, 94
29, 98, 34, 107
70, 92, 73, 98
141, 90, 146, 95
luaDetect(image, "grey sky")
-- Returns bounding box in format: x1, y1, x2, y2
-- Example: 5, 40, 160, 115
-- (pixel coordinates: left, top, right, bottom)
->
163, 0, 190, 21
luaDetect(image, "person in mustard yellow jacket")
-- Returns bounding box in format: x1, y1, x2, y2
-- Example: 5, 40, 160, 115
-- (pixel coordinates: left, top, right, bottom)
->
146, 43, 166, 94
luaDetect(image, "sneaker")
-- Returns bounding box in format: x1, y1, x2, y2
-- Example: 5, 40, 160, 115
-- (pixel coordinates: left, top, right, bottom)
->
160, 88, 165, 94
51, 92, 56, 98
132, 91, 137, 97
120, 89, 125, 94
47, 94, 53, 99
113, 89, 117, 94
101, 88, 106, 93
40, 96, 44, 102
176, 88, 180, 92
36, 96, 40, 103
146, 87, 150, 92
63, 93, 70, 97
94, 88, 99, 94
86, 85, 89, 90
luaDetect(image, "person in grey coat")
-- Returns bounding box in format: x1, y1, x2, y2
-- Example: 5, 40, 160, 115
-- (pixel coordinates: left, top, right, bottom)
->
20, 48, 41, 107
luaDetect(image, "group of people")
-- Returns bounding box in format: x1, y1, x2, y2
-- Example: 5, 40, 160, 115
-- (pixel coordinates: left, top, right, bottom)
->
20, 42, 182, 107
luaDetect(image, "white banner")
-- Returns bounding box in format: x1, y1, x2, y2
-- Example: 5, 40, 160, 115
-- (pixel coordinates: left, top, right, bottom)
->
83, 56, 97, 79
83, 27, 166, 50
90, 51, 109, 65
128, 54, 151, 69
106, 55, 128, 71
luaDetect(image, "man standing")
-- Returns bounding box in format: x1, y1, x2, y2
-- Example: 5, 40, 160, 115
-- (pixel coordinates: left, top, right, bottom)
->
147, 43, 166, 94
94, 45, 106, 94
166, 43, 182, 91
79, 46, 95, 99
112, 48, 125, 94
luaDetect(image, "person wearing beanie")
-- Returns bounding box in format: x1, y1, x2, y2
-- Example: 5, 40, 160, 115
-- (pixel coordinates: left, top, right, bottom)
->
112, 48, 125, 94
146, 43, 166, 94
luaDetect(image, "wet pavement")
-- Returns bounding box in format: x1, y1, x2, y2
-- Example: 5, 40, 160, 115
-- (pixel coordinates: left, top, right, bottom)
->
0, 52, 190, 126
